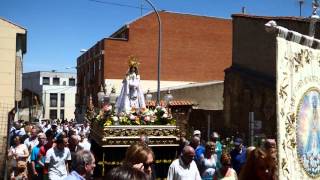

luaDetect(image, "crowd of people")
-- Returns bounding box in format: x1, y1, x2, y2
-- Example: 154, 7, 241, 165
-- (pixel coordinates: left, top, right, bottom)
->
8, 119, 91, 180
106, 129, 278, 180
164, 130, 277, 180
7, 119, 278, 180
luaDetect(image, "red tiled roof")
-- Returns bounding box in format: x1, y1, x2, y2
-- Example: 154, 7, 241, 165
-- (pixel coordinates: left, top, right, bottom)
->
146, 100, 195, 107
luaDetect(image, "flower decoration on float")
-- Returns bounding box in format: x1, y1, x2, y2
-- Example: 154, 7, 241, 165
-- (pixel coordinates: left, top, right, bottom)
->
86, 104, 176, 127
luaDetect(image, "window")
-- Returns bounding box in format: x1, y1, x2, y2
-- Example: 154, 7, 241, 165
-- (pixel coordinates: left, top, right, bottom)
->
49, 110, 57, 120
42, 77, 50, 85
60, 93, 65, 107
53, 77, 60, 85
60, 109, 65, 120
50, 93, 57, 107
69, 78, 75, 86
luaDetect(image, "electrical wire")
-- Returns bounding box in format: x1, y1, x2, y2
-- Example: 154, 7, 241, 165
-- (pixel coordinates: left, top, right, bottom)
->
88, 0, 151, 11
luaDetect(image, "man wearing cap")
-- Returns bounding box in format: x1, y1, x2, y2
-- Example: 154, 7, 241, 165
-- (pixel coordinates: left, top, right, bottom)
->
193, 130, 201, 138
190, 136, 205, 168
211, 132, 223, 161
230, 137, 246, 175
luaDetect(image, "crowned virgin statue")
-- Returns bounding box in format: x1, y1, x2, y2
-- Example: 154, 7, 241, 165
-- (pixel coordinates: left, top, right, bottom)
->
115, 56, 146, 114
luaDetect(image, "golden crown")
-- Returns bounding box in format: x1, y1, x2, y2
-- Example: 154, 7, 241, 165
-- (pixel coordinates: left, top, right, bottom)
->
128, 55, 140, 68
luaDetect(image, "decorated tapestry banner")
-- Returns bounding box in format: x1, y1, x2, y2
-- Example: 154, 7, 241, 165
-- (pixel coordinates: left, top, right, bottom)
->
277, 36, 320, 180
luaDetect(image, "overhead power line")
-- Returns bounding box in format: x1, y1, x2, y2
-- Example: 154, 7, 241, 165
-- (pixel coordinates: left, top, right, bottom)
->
88, 0, 151, 11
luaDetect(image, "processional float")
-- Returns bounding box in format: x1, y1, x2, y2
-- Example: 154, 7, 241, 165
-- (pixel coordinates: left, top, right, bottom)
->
87, 56, 180, 178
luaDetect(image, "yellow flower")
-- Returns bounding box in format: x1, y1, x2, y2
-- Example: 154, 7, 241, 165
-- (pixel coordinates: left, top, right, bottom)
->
104, 120, 112, 127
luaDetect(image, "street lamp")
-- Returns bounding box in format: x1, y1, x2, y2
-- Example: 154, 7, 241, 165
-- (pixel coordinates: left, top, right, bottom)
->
109, 87, 117, 105
309, 0, 320, 37
97, 84, 105, 107
164, 89, 173, 117
144, 0, 162, 106
164, 89, 173, 106
145, 89, 153, 108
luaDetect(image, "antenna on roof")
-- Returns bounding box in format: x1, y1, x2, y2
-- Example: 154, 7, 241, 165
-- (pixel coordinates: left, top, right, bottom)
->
242, 6, 246, 14
140, 0, 143, 16
298, 0, 304, 17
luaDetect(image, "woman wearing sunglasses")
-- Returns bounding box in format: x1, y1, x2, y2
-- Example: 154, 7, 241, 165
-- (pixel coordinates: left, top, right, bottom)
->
213, 152, 238, 180
123, 143, 155, 179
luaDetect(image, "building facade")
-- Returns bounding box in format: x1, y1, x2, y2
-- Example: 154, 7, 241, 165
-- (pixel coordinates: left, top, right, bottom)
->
76, 11, 232, 112
23, 71, 77, 121
223, 14, 318, 139
0, 17, 26, 178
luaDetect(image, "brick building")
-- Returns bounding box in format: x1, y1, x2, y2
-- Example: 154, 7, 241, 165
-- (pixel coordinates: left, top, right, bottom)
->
223, 14, 319, 139
76, 11, 232, 113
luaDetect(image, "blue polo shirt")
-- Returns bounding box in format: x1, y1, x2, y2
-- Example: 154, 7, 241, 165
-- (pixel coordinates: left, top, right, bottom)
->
195, 145, 205, 163
230, 147, 246, 174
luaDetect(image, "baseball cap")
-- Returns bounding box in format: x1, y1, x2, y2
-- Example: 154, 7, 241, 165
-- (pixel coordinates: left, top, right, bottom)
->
193, 130, 201, 136
51, 121, 58, 127
234, 138, 243, 146
212, 132, 219, 138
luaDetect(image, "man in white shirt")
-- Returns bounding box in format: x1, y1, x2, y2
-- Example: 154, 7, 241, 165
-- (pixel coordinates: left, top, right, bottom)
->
78, 132, 91, 151
45, 135, 71, 180
24, 127, 39, 178
24, 127, 39, 154
167, 145, 201, 180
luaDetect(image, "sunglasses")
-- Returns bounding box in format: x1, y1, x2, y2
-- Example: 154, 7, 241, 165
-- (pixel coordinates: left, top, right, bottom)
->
222, 163, 231, 167
143, 162, 154, 169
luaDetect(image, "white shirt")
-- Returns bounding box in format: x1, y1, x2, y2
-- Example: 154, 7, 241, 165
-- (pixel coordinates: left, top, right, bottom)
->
79, 139, 91, 151
200, 154, 217, 179
167, 158, 201, 180
24, 137, 39, 162
24, 137, 39, 150
45, 147, 71, 180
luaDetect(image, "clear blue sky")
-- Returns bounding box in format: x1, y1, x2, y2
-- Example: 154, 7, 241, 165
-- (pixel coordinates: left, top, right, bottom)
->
0, 0, 314, 73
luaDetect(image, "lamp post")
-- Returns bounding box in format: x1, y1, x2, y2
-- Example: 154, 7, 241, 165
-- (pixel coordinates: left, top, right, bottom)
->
144, 0, 162, 106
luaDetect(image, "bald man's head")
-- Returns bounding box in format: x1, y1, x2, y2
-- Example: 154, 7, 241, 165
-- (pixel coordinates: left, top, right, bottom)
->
190, 136, 200, 149
181, 146, 195, 165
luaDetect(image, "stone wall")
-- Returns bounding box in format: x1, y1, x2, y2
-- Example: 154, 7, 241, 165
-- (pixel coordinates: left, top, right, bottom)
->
223, 67, 276, 139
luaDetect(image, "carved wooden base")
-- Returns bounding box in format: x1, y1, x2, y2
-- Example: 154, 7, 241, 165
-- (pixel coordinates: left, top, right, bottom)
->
91, 122, 180, 147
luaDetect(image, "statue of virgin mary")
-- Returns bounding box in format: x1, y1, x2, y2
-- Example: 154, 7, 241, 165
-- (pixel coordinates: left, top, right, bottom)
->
115, 56, 146, 114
